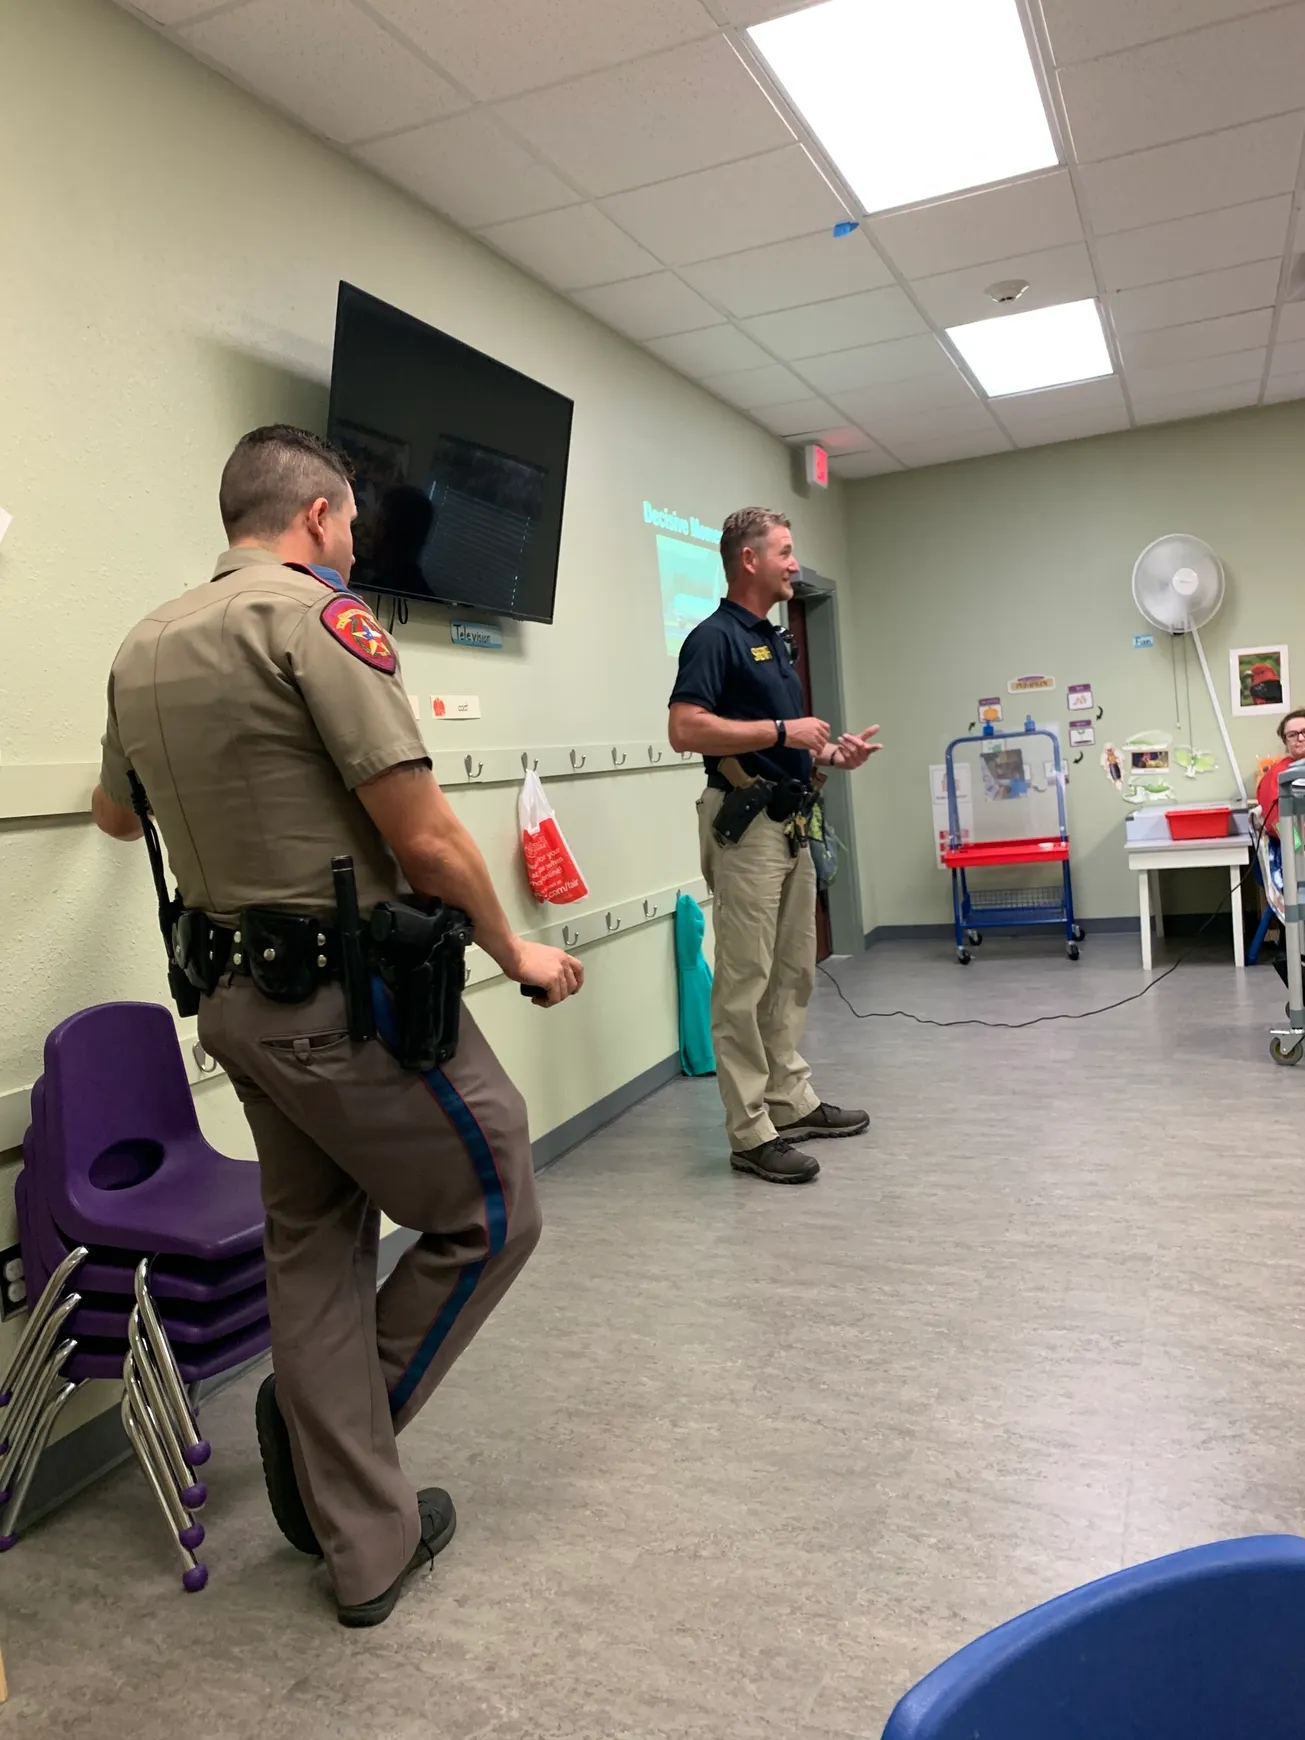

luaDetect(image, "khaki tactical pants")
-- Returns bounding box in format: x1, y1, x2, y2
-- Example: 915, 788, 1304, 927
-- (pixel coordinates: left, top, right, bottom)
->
698, 787, 820, 1152
199, 978, 540, 1608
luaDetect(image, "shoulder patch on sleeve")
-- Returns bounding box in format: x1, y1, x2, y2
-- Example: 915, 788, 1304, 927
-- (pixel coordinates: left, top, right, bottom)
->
320, 594, 397, 673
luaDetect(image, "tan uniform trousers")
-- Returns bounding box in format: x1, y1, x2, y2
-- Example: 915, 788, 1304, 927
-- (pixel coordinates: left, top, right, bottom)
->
698, 786, 821, 1153
199, 977, 541, 1608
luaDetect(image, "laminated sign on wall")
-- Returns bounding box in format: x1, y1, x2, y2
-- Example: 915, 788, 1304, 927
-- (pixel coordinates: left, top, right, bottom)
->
519, 770, 588, 906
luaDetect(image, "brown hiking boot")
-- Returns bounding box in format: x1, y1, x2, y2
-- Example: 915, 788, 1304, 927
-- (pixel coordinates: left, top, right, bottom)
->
730, 1138, 820, 1184
775, 1102, 869, 1141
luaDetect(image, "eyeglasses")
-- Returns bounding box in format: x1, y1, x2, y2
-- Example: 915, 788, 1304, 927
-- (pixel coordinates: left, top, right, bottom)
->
1284, 728, 1305, 743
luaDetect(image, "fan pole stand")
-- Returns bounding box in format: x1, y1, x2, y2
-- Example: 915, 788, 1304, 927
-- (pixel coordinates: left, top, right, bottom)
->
1190, 625, 1248, 804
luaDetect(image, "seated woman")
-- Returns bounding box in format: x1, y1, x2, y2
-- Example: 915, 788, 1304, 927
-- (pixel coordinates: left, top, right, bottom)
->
1257, 709, 1305, 837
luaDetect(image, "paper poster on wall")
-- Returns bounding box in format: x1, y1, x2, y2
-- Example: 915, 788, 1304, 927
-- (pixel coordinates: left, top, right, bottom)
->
1069, 720, 1095, 747
0, 506, 11, 548
1066, 683, 1093, 712
1008, 673, 1056, 694
929, 763, 972, 868
1230, 644, 1290, 717
977, 696, 1003, 723
980, 746, 1029, 800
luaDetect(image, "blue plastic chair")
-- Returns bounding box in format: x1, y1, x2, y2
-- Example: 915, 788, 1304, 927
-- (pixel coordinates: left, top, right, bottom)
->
882, 1536, 1305, 1740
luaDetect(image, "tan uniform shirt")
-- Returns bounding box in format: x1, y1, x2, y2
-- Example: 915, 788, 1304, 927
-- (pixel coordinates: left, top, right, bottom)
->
99, 546, 428, 924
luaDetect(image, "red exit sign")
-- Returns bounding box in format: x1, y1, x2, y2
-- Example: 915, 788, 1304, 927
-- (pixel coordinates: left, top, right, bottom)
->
803, 442, 829, 489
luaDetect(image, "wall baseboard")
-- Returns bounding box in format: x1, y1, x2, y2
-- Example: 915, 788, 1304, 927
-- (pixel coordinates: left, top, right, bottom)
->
13, 1051, 681, 1538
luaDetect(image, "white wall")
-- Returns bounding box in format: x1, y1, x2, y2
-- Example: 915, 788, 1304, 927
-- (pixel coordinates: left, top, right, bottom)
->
0, 0, 852, 1414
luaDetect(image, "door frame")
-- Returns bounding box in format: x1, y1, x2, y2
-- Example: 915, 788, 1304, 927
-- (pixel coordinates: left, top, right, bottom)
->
784, 570, 865, 957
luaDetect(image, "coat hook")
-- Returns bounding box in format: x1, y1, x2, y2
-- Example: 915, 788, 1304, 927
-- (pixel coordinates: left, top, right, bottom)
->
647, 746, 663, 764
192, 1040, 217, 1076
611, 747, 627, 766
465, 754, 483, 779
679, 750, 694, 762
562, 924, 576, 947
643, 898, 658, 918
605, 911, 621, 932
570, 749, 586, 770
520, 751, 538, 772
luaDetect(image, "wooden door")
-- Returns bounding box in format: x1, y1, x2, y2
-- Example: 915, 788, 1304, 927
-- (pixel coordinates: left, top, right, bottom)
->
785, 597, 833, 962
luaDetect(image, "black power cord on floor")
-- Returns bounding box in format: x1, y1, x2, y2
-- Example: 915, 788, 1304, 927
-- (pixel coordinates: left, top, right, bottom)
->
818, 867, 1262, 1031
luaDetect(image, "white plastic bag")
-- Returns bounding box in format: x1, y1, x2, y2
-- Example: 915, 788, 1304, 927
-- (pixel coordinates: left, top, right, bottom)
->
519, 770, 588, 906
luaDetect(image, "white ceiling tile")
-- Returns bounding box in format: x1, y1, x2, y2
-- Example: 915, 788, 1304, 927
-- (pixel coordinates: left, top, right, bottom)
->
570, 272, 723, 339
700, 361, 811, 408
1117, 308, 1274, 369
868, 174, 1083, 279
884, 429, 1014, 467
178, 0, 466, 147
492, 36, 792, 199
356, 112, 580, 229
1270, 337, 1305, 376
712, 0, 819, 21
475, 205, 660, 291
740, 286, 926, 360
127, 0, 235, 20
1128, 348, 1267, 399
1095, 197, 1291, 291
991, 376, 1129, 429
1133, 382, 1263, 421
798, 334, 958, 394
1277, 303, 1305, 343
644, 325, 774, 375
1042, 0, 1287, 65
799, 425, 877, 453
864, 402, 1003, 445
1012, 411, 1133, 447
598, 145, 847, 265
831, 372, 981, 425
1110, 259, 1282, 332
912, 243, 1096, 330
680, 230, 894, 319
830, 447, 904, 479
365, 0, 717, 102
1078, 114, 1305, 235
1264, 372, 1305, 403
1059, 9, 1305, 162
750, 396, 841, 436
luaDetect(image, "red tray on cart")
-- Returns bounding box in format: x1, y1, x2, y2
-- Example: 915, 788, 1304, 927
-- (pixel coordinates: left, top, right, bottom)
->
942, 835, 1069, 869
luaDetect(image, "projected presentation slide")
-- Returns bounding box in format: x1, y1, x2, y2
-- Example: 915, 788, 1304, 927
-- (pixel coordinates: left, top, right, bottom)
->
658, 534, 725, 657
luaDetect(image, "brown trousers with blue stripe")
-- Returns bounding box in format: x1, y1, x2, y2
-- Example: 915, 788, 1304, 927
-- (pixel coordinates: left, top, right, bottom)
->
199, 976, 541, 1607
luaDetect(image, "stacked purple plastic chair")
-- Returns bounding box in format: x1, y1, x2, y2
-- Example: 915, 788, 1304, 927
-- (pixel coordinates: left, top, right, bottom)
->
0, 1002, 269, 1589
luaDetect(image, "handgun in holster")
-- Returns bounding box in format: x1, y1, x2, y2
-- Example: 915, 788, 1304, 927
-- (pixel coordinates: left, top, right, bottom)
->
367, 894, 474, 1073
712, 777, 775, 844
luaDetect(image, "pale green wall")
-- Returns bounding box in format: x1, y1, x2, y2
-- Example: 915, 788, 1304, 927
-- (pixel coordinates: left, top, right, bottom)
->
0, 0, 851, 1407
843, 401, 1305, 930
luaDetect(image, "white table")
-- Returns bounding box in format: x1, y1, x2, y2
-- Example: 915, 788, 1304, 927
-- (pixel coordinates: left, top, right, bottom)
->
1126, 836, 1252, 971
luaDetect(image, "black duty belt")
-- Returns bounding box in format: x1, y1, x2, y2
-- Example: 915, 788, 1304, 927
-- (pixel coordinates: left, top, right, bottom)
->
214, 913, 344, 992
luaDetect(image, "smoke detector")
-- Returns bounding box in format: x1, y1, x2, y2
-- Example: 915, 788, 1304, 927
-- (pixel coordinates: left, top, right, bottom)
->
985, 278, 1030, 305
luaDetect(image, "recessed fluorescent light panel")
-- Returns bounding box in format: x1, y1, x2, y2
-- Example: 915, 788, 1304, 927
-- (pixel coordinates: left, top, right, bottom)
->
946, 300, 1114, 397
748, 0, 1058, 214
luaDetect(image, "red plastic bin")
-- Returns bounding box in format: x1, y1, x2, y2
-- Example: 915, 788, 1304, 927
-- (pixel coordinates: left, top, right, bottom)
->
1165, 805, 1232, 841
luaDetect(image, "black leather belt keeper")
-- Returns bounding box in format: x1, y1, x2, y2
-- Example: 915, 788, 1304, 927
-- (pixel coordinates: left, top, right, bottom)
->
221, 911, 343, 1003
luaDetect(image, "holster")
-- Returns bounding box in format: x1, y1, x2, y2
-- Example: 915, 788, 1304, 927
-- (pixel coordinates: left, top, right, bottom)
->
240, 909, 333, 1003
712, 780, 775, 844
368, 898, 474, 1073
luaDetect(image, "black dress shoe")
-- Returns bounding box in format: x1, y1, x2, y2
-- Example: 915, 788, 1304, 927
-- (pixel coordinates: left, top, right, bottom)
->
255, 1373, 321, 1557
337, 1488, 457, 1628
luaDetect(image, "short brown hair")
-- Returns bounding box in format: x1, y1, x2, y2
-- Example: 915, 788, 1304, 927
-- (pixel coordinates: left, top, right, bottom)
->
218, 425, 353, 540
719, 507, 791, 575
1278, 708, 1305, 745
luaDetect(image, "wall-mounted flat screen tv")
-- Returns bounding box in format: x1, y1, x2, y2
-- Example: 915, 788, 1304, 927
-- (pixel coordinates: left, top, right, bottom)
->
326, 282, 573, 623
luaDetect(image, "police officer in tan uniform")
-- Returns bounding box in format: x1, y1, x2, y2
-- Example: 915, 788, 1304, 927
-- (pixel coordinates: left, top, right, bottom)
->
92, 426, 582, 1625
669, 508, 880, 1185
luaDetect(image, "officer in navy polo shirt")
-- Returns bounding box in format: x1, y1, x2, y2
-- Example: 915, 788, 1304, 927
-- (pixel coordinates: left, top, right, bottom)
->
669, 507, 881, 1184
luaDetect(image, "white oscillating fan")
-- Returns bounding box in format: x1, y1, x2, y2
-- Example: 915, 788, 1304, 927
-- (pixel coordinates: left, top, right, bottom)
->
1131, 532, 1247, 802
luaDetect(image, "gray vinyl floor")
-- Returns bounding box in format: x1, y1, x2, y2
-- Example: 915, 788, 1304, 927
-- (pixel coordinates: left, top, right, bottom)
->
6, 935, 1305, 1738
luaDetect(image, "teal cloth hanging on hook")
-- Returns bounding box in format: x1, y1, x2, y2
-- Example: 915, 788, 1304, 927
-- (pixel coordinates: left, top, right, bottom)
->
674, 893, 715, 1077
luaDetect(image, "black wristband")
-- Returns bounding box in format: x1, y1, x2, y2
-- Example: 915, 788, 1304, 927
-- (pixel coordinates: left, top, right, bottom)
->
774, 718, 787, 748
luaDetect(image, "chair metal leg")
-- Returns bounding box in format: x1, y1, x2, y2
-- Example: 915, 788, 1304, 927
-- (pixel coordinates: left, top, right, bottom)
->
126, 1315, 206, 1510
0, 1381, 76, 1551
119, 1379, 207, 1592
133, 1262, 210, 1468
0, 1302, 79, 1484
0, 1248, 86, 1409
